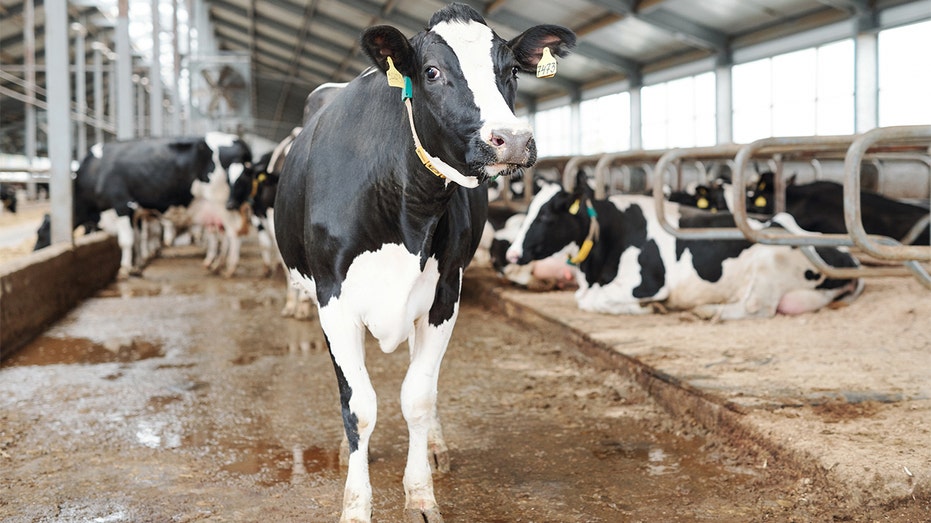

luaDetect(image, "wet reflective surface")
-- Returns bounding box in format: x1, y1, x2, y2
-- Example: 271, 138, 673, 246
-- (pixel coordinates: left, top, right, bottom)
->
1, 244, 813, 522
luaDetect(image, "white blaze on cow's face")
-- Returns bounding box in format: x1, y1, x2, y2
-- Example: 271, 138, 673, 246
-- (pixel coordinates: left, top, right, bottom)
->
431, 19, 532, 176
506, 182, 562, 263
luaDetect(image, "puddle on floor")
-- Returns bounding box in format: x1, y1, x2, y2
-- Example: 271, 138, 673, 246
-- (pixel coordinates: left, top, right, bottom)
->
2, 336, 164, 367
219, 442, 341, 486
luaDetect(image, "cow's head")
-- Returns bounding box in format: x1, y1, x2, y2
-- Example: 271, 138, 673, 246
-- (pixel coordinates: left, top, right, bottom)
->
361, 3, 575, 186
227, 152, 270, 211
506, 170, 593, 265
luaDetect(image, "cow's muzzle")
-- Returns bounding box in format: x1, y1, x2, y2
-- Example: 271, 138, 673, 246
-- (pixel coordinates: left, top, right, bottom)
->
488, 129, 536, 167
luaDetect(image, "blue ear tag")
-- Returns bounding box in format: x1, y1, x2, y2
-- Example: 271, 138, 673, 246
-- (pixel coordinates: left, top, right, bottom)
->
402, 76, 413, 101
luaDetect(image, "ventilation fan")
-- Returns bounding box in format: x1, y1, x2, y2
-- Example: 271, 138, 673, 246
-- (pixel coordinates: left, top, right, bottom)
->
194, 64, 247, 117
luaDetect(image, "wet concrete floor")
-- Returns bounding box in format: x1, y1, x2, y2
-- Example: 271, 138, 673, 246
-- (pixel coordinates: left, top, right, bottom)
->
0, 244, 879, 522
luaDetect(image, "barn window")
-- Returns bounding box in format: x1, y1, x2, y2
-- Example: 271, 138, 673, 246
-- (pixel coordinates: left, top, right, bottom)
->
879, 19, 931, 126
580, 92, 631, 155
733, 40, 854, 143
641, 72, 715, 150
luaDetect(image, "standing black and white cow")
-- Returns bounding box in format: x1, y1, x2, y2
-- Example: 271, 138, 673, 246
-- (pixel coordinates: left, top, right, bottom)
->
274, 4, 574, 521
189, 131, 253, 277
506, 172, 864, 319
34, 137, 215, 276
747, 172, 930, 245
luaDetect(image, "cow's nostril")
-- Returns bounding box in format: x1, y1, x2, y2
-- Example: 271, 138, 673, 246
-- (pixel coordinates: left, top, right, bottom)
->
490, 134, 505, 147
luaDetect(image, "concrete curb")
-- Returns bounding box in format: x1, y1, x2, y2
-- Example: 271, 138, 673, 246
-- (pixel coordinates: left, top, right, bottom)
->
0, 232, 120, 359
464, 269, 920, 512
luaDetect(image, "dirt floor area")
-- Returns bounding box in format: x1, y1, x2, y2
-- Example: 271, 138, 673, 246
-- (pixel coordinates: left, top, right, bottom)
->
1, 231, 930, 521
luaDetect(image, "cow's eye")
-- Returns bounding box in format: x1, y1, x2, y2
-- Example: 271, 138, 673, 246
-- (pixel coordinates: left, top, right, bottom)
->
511, 66, 520, 78
425, 66, 441, 81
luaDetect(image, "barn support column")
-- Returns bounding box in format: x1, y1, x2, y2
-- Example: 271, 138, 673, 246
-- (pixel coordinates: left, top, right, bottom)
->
73, 23, 88, 157
23, 0, 38, 200
116, 0, 135, 140
170, 0, 182, 135
569, 87, 582, 155
91, 42, 109, 146
150, 0, 164, 137
46, 0, 73, 245
854, 20, 879, 132
715, 50, 733, 145
629, 78, 643, 150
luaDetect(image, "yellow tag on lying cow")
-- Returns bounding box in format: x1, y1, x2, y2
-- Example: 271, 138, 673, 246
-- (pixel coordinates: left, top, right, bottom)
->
386, 56, 404, 88
536, 47, 558, 79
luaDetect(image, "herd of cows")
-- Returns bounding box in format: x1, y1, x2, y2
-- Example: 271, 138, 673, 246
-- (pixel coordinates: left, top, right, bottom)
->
19, 4, 929, 521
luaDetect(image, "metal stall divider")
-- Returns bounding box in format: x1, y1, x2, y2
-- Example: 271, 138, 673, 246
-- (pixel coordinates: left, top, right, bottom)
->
729, 129, 931, 288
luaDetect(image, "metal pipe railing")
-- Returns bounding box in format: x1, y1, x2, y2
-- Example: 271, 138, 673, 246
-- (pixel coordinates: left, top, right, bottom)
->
844, 125, 931, 263
651, 144, 746, 240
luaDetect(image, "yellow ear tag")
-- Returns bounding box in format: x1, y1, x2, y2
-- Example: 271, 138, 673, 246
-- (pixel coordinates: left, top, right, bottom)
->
754, 196, 767, 209
536, 47, 558, 79
386, 56, 405, 88
697, 197, 709, 209
568, 199, 581, 215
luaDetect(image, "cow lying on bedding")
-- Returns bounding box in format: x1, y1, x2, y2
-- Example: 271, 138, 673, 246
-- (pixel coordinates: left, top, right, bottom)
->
506, 172, 864, 320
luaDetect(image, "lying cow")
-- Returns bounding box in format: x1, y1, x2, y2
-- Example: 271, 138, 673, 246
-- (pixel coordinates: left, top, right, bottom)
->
274, 4, 574, 521
748, 172, 930, 245
667, 179, 731, 213
506, 172, 863, 320
34, 137, 215, 277
1, 184, 17, 213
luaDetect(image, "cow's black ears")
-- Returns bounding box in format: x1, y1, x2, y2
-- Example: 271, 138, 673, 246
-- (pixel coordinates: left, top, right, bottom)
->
361, 25, 415, 77
508, 25, 576, 72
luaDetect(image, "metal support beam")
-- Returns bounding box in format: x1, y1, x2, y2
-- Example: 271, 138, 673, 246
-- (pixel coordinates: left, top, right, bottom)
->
150, 0, 163, 137
73, 23, 88, 156
46, 0, 73, 245
24, 0, 38, 199
116, 0, 135, 139
854, 30, 878, 132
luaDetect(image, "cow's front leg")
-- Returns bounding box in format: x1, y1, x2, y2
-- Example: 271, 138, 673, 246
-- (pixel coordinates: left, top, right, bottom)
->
320, 309, 376, 523
115, 214, 136, 278
222, 225, 242, 278
401, 309, 458, 523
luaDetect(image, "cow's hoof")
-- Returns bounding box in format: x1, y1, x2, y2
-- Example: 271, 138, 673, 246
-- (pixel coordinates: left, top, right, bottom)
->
280, 305, 295, 318
117, 267, 131, 280
129, 267, 144, 278
405, 507, 444, 523
222, 269, 236, 279
431, 448, 450, 474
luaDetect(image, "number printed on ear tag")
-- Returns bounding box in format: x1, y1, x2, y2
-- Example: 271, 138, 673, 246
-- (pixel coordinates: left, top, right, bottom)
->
536, 47, 558, 79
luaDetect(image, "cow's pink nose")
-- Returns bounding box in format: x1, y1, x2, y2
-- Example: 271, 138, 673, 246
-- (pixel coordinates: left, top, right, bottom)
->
489, 129, 534, 165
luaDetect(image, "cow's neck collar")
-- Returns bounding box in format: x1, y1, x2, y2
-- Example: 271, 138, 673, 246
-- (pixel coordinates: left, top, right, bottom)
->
567, 197, 599, 266
386, 57, 479, 189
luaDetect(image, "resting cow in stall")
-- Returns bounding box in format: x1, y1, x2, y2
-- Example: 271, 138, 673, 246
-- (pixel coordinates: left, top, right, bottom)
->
506, 171, 864, 320
1, 184, 17, 213
34, 137, 215, 277
274, 4, 574, 520
747, 171, 930, 245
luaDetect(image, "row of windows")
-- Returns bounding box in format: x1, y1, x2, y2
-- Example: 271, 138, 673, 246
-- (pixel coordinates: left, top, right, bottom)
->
534, 19, 931, 156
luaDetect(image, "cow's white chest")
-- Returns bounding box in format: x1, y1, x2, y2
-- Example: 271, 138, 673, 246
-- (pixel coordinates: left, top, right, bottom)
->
296, 244, 440, 353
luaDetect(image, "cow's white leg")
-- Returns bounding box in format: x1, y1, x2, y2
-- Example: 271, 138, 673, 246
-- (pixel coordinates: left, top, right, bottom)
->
203, 226, 219, 268
115, 215, 135, 278
401, 309, 456, 522
256, 219, 274, 276
320, 306, 376, 523
222, 223, 242, 278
